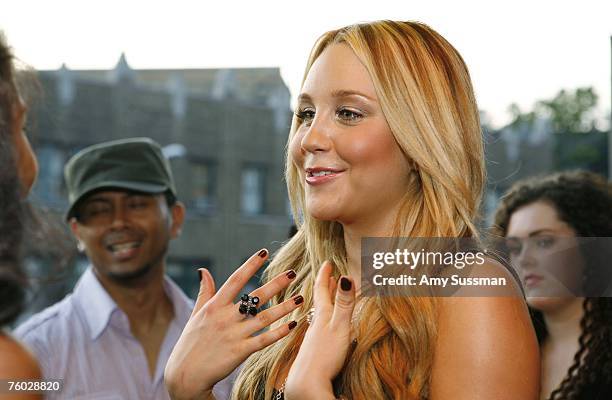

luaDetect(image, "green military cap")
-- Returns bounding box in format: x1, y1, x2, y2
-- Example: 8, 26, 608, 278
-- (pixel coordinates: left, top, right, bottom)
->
64, 137, 177, 220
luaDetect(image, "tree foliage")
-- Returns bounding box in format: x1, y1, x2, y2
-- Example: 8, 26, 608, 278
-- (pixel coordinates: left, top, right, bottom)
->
508, 87, 599, 133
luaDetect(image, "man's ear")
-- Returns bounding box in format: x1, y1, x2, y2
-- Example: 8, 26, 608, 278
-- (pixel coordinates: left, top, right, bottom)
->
70, 218, 86, 252
169, 201, 186, 239
70, 218, 80, 239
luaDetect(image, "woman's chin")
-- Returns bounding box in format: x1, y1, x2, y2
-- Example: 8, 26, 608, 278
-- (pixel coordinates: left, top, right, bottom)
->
306, 204, 341, 222
527, 296, 580, 313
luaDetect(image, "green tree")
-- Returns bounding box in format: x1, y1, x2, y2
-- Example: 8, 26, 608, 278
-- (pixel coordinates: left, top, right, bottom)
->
507, 103, 536, 128
535, 87, 598, 133
508, 87, 599, 133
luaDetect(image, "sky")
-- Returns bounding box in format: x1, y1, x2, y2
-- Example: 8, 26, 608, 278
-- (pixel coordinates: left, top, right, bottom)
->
1, 0, 610, 129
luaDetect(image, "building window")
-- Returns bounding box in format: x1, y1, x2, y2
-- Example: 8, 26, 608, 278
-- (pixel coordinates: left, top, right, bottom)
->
191, 162, 215, 211
166, 257, 213, 299
33, 145, 65, 203
241, 166, 265, 215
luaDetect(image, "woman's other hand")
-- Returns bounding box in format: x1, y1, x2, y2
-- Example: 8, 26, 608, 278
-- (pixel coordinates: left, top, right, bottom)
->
284, 261, 355, 400
164, 249, 303, 400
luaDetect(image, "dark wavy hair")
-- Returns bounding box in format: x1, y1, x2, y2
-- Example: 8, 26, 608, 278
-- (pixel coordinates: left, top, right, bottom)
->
493, 170, 612, 400
0, 31, 27, 327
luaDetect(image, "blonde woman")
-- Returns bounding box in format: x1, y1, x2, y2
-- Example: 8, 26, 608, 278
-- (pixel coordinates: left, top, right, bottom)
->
165, 20, 539, 400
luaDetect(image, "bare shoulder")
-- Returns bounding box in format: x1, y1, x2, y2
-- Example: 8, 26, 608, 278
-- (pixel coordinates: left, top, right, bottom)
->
443, 256, 523, 297
0, 333, 41, 379
430, 260, 540, 400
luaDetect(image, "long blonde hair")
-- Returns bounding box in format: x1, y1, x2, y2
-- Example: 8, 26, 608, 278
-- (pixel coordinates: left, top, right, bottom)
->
232, 20, 485, 400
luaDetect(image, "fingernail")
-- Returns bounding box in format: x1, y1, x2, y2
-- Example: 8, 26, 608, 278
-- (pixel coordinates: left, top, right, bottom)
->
286, 270, 296, 279
294, 295, 304, 305
340, 277, 352, 291
258, 249, 268, 258
198, 269, 203, 281
288, 321, 297, 330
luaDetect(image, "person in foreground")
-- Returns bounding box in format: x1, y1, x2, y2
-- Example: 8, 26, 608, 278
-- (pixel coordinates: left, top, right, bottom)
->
16, 138, 232, 399
165, 20, 539, 399
0, 31, 42, 399
493, 171, 612, 400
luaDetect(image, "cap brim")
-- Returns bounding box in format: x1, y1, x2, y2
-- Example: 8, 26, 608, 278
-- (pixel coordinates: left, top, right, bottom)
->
65, 180, 169, 221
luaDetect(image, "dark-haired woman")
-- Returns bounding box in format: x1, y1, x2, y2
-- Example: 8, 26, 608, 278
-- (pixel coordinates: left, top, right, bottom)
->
0, 31, 41, 399
493, 170, 612, 400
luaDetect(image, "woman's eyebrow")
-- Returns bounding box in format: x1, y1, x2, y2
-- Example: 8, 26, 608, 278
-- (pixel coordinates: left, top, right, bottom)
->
528, 228, 558, 237
297, 90, 377, 103
297, 93, 313, 104
330, 89, 377, 102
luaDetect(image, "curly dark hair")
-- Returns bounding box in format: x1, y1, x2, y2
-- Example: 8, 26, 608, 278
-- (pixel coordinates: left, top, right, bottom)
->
0, 31, 26, 327
492, 170, 612, 400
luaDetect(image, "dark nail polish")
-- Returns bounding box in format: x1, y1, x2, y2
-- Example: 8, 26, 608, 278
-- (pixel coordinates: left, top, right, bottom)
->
288, 321, 297, 330
294, 295, 304, 305
198, 269, 202, 281
258, 249, 268, 258
340, 277, 352, 291
286, 270, 296, 279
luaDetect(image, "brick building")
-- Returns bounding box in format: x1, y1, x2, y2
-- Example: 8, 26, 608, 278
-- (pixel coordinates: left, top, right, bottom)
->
26, 54, 294, 303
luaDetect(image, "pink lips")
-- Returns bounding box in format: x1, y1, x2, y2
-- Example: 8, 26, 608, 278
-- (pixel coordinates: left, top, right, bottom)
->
523, 273, 544, 288
305, 167, 345, 186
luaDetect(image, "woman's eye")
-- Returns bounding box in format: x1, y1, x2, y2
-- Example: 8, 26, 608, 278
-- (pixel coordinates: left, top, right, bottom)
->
506, 243, 521, 256
336, 108, 363, 122
295, 109, 315, 125
536, 237, 555, 248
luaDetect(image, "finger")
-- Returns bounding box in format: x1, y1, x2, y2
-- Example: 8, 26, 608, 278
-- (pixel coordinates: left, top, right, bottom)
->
248, 269, 297, 307
328, 276, 337, 304
215, 248, 269, 305
193, 268, 216, 316
245, 320, 298, 353
241, 294, 304, 333
313, 261, 333, 314
331, 276, 356, 327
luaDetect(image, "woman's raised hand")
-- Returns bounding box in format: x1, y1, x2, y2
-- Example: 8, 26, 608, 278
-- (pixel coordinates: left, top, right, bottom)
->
164, 249, 303, 400
284, 261, 356, 400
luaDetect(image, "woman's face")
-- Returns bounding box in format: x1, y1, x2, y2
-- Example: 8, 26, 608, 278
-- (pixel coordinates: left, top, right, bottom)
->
505, 201, 585, 312
11, 97, 38, 196
289, 43, 411, 228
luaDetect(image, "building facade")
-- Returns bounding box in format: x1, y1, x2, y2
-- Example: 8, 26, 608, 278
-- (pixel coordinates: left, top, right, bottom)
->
26, 54, 294, 302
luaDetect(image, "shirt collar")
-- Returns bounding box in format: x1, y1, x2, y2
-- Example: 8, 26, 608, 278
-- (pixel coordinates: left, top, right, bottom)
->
163, 274, 194, 327
72, 267, 194, 341
73, 267, 118, 340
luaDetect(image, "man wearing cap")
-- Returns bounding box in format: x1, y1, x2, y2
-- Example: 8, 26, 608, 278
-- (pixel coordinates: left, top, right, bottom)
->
16, 138, 233, 399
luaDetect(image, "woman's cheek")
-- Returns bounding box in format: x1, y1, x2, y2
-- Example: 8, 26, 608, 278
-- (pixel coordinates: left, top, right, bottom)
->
289, 133, 305, 166
335, 127, 397, 168
14, 131, 39, 195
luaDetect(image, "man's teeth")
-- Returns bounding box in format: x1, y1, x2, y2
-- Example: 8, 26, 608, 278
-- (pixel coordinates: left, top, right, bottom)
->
110, 242, 139, 252
311, 171, 334, 177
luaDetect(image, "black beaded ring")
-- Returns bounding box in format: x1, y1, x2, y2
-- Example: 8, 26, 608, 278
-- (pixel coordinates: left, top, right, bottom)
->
239, 294, 260, 316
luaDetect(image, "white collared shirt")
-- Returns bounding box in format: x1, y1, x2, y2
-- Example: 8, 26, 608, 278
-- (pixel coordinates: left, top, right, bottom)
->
15, 267, 234, 399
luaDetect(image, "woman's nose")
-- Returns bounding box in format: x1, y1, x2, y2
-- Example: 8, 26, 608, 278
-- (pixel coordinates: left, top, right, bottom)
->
300, 115, 332, 154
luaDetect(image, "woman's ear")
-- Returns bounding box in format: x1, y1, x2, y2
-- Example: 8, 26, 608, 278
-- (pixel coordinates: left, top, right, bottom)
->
410, 159, 419, 172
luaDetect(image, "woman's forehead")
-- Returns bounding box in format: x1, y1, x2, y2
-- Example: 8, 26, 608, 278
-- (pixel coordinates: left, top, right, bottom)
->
300, 44, 377, 102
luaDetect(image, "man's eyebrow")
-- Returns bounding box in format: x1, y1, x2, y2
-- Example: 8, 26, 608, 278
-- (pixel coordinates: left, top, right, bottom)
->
82, 196, 111, 204
297, 90, 377, 103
